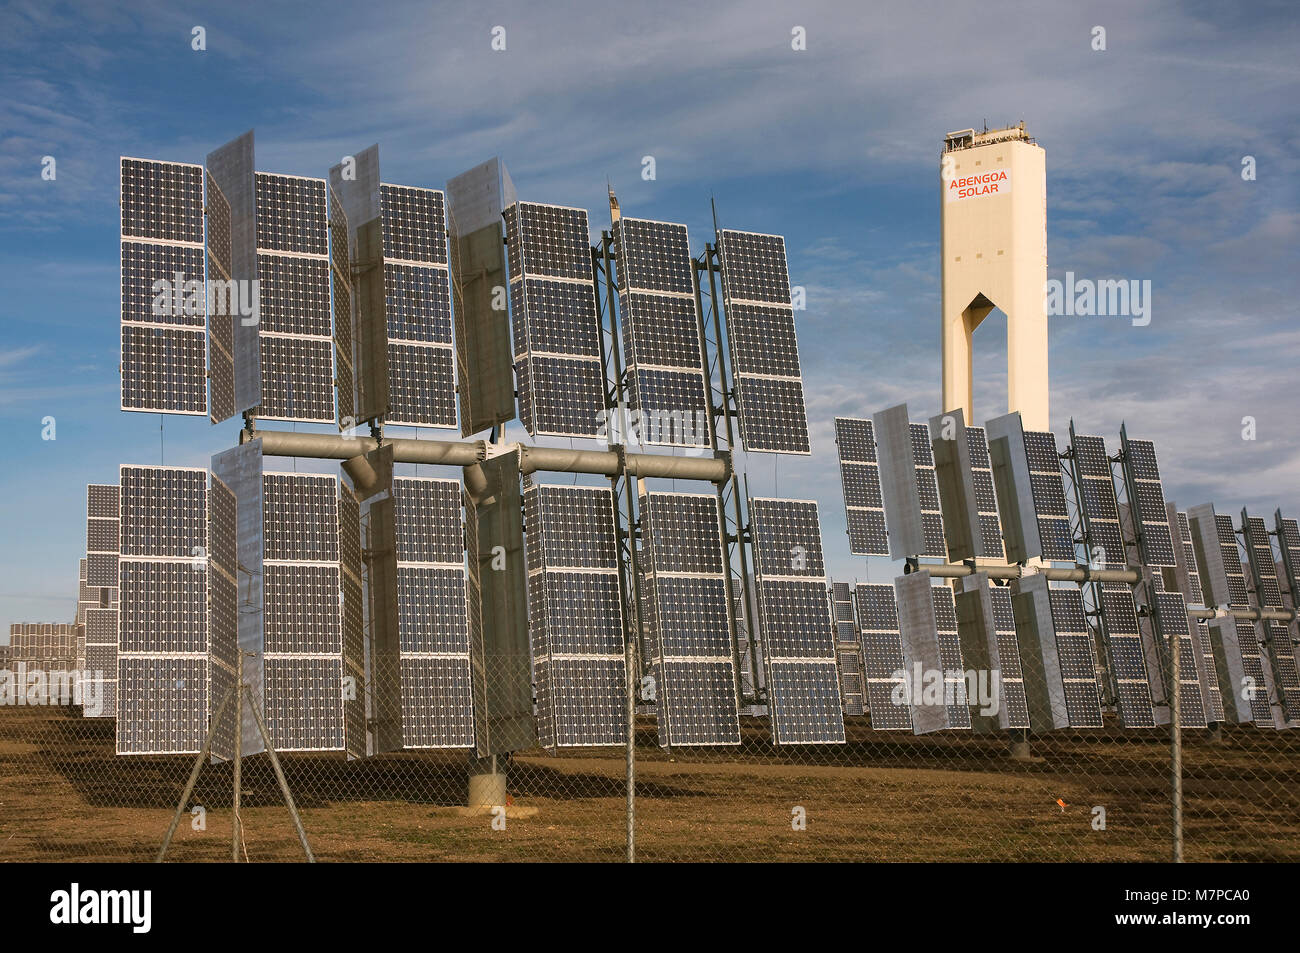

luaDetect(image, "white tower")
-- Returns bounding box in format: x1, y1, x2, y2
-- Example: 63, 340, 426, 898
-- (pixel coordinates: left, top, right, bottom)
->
940, 123, 1048, 431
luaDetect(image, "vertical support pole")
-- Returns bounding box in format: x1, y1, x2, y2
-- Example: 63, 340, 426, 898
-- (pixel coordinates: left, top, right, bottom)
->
245, 684, 315, 862
232, 653, 243, 862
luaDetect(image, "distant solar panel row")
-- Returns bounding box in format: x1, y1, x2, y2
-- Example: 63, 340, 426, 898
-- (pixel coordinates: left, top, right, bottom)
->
717, 229, 810, 454
506, 202, 605, 438
392, 477, 474, 748
615, 217, 711, 448
638, 492, 739, 746
749, 498, 845, 743
120, 158, 208, 416
833, 418, 889, 555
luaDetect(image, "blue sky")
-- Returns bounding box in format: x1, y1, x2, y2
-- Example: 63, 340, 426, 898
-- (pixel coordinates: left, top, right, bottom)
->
1, 0, 1298, 629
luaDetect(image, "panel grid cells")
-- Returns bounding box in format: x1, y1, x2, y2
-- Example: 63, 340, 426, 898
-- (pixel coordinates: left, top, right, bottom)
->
718, 229, 809, 455
638, 492, 739, 746
1071, 433, 1126, 570
614, 218, 711, 448
855, 584, 911, 730
749, 497, 844, 743
1150, 590, 1208, 728
966, 427, 1005, 560
86, 483, 120, 588
1193, 621, 1227, 725
1047, 587, 1105, 727
1023, 431, 1076, 562
834, 418, 889, 555
987, 586, 1030, 728
909, 424, 948, 558
1120, 436, 1176, 567
1172, 509, 1205, 605
380, 184, 448, 266
1214, 514, 1250, 606
328, 186, 356, 427
392, 476, 473, 748
254, 172, 333, 423
1098, 590, 1156, 727
206, 171, 236, 424
525, 483, 627, 747
83, 607, 118, 719
1243, 514, 1300, 720
830, 585, 865, 716
930, 586, 972, 728
505, 201, 603, 439
121, 158, 203, 244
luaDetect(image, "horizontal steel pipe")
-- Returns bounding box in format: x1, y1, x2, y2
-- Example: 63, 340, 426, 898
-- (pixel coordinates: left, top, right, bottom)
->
517, 445, 728, 483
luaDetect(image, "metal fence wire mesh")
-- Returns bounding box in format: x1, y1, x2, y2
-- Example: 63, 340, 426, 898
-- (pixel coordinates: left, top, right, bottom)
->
4, 642, 1300, 862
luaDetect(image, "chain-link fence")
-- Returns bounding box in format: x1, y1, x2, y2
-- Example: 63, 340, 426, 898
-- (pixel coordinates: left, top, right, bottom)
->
3, 646, 1299, 863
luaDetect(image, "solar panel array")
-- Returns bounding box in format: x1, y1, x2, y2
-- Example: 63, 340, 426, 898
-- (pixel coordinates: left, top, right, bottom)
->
717, 229, 810, 454
1149, 589, 1208, 728
966, 427, 1005, 560
855, 584, 911, 730
1119, 432, 1176, 567
1242, 513, 1300, 722
986, 585, 1031, 728
1070, 432, 1126, 572
1023, 430, 1077, 561
83, 484, 120, 718
749, 498, 845, 742
120, 158, 208, 415
639, 491, 739, 746
505, 202, 605, 438
254, 172, 335, 423
1047, 587, 1105, 728
614, 217, 711, 448
393, 477, 474, 748
829, 583, 864, 715
910, 424, 948, 558
524, 483, 627, 747
833, 418, 889, 555
261, 473, 364, 755
380, 184, 457, 427
116, 467, 236, 757
1097, 589, 1156, 727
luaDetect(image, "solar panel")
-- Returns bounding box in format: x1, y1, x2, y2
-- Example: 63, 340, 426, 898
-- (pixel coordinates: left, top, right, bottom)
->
1097, 589, 1156, 727
205, 171, 237, 424
1023, 431, 1076, 561
83, 606, 118, 719
506, 202, 605, 439
638, 492, 739, 746
749, 498, 844, 742
1148, 589, 1208, 728
1165, 506, 1206, 605
526, 483, 627, 747
1242, 513, 1300, 722
893, 571, 968, 733
1118, 429, 1176, 567
834, 418, 889, 556
830, 586, 865, 716
1193, 620, 1226, 724
1206, 617, 1274, 724
615, 218, 711, 449
717, 229, 810, 454
966, 427, 1005, 560
910, 424, 948, 558
1069, 430, 1126, 572
987, 585, 1031, 728
380, 184, 457, 428
85, 484, 119, 588
253, 172, 334, 423
391, 477, 474, 748
1274, 511, 1300, 609
1188, 504, 1250, 608
328, 186, 356, 428
1047, 587, 1105, 728
855, 584, 911, 730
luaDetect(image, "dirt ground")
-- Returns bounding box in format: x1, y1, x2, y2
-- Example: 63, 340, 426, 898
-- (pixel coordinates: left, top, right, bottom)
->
2, 705, 1298, 862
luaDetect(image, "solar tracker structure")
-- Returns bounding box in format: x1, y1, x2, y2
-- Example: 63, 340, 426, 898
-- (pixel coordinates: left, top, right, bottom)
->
524, 482, 627, 747
1046, 587, 1105, 728
855, 584, 911, 730
261, 472, 365, 755
829, 583, 864, 716
1069, 431, 1126, 574
379, 184, 457, 428
1242, 513, 1300, 722
1096, 589, 1157, 727
116, 466, 237, 757
392, 477, 474, 748
966, 427, 1005, 560
833, 417, 889, 556
120, 158, 208, 416
638, 491, 740, 746
253, 172, 335, 423
749, 498, 845, 742
1148, 588, 1209, 728
505, 202, 605, 438
716, 229, 810, 454
614, 217, 712, 448
1118, 430, 1177, 568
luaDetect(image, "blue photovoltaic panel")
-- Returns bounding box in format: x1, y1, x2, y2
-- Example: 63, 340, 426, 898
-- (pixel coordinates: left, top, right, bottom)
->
1069, 430, 1126, 572
615, 217, 711, 448
1021, 430, 1076, 562
1119, 429, 1176, 567
639, 491, 740, 746
120, 158, 207, 416
986, 585, 1030, 729
717, 229, 810, 454
505, 202, 605, 438
834, 418, 889, 556
1047, 587, 1105, 728
1097, 589, 1156, 727
749, 497, 844, 743
526, 482, 627, 747
910, 423, 947, 558
966, 427, 1005, 561
855, 584, 911, 730
392, 477, 474, 748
